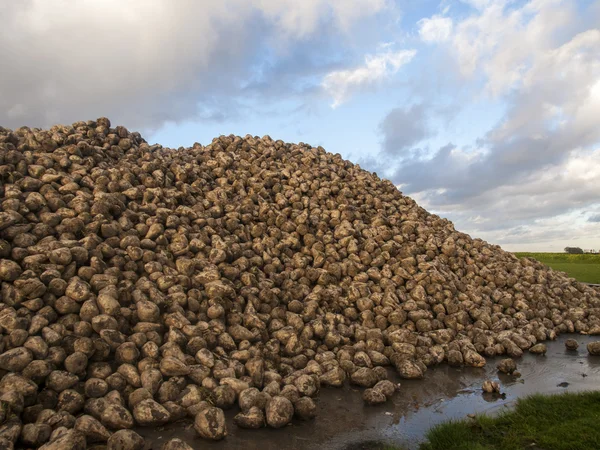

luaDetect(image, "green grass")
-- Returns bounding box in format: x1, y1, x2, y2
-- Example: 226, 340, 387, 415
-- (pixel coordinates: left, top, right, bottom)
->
514, 253, 600, 284
419, 391, 600, 450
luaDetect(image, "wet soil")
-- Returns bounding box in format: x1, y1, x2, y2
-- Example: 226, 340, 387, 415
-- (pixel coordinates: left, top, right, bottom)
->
138, 335, 600, 450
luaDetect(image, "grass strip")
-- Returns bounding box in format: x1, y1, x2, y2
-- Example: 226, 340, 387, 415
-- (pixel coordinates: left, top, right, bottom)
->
420, 391, 600, 450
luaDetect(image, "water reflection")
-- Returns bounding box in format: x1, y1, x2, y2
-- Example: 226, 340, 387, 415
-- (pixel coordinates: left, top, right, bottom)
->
137, 335, 600, 450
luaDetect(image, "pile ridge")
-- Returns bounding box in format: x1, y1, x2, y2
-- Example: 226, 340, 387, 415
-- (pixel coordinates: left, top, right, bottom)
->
0, 118, 598, 447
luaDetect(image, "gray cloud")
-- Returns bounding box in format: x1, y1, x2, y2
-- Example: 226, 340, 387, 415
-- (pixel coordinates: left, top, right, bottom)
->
389, 1, 600, 249
393, 22, 600, 201
589, 215, 600, 223
379, 103, 430, 155
403, 144, 600, 240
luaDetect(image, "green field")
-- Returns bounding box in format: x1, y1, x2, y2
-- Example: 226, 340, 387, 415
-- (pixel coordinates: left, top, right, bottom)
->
420, 391, 600, 450
514, 253, 600, 284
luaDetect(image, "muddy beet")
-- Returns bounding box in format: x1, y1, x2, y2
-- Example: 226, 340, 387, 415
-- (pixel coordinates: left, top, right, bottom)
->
482, 380, 500, 393
0, 118, 599, 444
587, 341, 600, 356
497, 359, 517, 374
565, 339, 579, 350
529, 343, 547, 355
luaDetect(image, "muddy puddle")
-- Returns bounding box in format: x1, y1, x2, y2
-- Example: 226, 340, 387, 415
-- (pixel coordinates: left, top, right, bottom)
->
138, 335, 600, 450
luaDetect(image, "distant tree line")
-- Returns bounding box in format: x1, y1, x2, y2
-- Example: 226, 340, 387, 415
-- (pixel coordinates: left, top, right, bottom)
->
564, 247, 584, 254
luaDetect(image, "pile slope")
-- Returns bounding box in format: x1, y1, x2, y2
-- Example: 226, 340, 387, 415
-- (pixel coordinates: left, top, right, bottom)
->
0, 118, 599, 446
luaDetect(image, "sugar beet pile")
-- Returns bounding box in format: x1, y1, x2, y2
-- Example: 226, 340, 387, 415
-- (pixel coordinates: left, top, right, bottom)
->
0, 118, 599, 449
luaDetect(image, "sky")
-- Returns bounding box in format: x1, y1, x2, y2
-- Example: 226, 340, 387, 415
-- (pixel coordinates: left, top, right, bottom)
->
1, 0, 599, 252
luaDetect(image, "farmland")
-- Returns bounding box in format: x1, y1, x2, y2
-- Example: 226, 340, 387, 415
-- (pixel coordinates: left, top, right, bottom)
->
515, 253, 600, 284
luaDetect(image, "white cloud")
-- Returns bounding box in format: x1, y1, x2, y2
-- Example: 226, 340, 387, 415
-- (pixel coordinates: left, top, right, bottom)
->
418, 15, 453, 43
322, 48, 416, 107
487, 28, 600, 144
329, 0, 389, 32
380, 104, 430, 154
416, 146, 600, 251
256, 0, 387, 37
379, 0, 600, 251
459, 0, 497, 10
452, 0, 576, 95
0, 0, 388, 130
